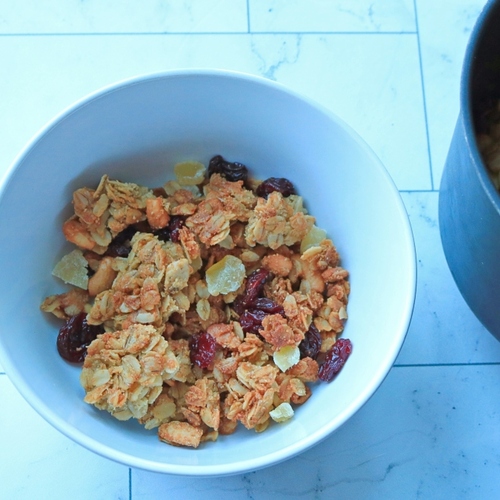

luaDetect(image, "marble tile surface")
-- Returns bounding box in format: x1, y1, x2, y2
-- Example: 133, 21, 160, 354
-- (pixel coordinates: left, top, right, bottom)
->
130, 364, 500, 499
0, 32, 428, 192
249, 0, 416, 33
0, 0, 249, 33
0, 377, 130, 500
417, 0, 488, 187
1, 0, 499, 498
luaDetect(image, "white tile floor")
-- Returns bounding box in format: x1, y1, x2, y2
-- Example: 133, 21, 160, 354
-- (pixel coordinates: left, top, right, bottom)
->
1, 1, 499, 498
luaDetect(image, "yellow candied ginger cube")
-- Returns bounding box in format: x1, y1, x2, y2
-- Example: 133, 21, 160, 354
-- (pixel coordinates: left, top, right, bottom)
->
269, 402, 294, 423
300, 225, 327, 253
273, 345, 300, 372
206, 255, 246, 296
174, 161, 206, 186
52, 249, 88, 289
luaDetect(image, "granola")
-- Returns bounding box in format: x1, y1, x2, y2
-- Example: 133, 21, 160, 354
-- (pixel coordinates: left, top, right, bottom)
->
477, 98, 500, 192
41, 155, 352, 448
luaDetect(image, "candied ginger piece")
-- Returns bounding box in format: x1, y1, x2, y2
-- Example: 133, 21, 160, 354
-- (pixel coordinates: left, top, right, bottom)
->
300, 225, 327, 253
52, 249, 89, 289
174, 161, 206, 185
273, 345, 300, 372
269, 402, 294, 423
206, 255, 246, 296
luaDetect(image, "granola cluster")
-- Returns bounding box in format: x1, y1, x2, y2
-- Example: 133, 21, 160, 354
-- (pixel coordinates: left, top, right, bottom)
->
41, 157, 351, 448
477, 98, 500, 192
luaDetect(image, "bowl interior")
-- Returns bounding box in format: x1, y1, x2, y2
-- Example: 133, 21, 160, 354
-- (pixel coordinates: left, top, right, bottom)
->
0, 71, 415, 475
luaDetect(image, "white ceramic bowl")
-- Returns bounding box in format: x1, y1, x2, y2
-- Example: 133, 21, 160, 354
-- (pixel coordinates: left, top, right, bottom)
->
0, 70, 416, 476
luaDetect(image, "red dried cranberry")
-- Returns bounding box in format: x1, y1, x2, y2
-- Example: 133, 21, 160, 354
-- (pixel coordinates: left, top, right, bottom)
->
154, 216, 186, 243
169, 216, 186, 243
232, 295, 246, 316
239, 309, 267, 334
251, 297, 285, 315
152, 187, 167, 197
245, 268, 270, 298
57, 312, 104, 363
255, 177, 296, 198
318, 338, 352, 382
233, 268, 270, 314
208, 155, 248, 182
105, 225, 139, 257
189, 332, 217, 369
299, 323, 322, 359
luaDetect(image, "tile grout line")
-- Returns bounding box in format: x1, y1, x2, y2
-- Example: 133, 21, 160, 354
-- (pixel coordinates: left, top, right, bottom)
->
399, 188, 439, 193
413, 0, 435, 191
394, 362, 500, 368
0, 31, 418, 37
129, 468, 132, 500
246, 0, 251, 33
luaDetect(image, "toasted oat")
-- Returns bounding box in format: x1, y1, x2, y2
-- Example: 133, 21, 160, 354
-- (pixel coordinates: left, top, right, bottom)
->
63, 175, 154, 254
245, 191, 314, 249
40, 288, 89, 319
259, 314, 303, 350
80, 324, 181, 420
184, 378, 220, 430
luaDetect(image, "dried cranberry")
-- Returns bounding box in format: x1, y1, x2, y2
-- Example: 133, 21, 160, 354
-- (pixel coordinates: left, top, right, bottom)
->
57, 312, 103, 363
250, 297, 284, 315
318, 338, 352, 382
189, 332, 217, 369
239, 309, 267, 334
232, 296, 246, 316
169, 216, 186, 243
154, 216, 186, 243
208, 155, 248, 182
233, 268, 270, 314
299, 323, 322, 359
152, 187, 167, 197
255, 177, 296, 198
105, 225, 138, 257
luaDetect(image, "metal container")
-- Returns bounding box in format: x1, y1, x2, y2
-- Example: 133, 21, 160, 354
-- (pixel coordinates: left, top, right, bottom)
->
439, 0, 500, 340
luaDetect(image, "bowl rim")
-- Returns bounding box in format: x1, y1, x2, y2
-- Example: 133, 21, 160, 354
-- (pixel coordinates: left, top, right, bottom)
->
461, 0, 500, 214
0, 68, 417, 476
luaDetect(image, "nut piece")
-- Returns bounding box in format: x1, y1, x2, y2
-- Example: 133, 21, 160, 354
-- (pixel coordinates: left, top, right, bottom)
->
146, 197, 170, 230
158, 421, 204, 448
88, 256, 117, 297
